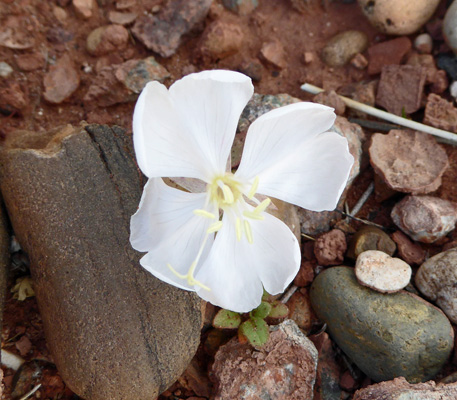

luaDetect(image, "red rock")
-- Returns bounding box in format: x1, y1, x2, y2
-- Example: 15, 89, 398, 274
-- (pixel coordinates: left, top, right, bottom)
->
86, 25, 129, 56
73, 0, 95, 19
43, 54, 80, 104
369, 129, 449, 195
367, 37, 412, 75
286, 289, 316, 332
15, 335, 32, 357
406, 53, 437, 83
199, 21, 244, 59
314, 229, 347, 266
350, 53, 368, 70
132, 0, 212, 58
424, 94, 457, 133
15, 53, 45, 71
313, 91, 346, 115
376, 65, 427, 115
293, 260, 315, 287
260, 40, 287, 69
340, 370, 358, 391
0, 81, 27, 114
108, 10, 137, 25
391, 231, 425, 265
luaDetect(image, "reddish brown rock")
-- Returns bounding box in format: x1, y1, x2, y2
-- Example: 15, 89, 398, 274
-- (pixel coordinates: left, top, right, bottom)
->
350, 53, 368, 70
314, 229, 346, 266
43, 54, 80, 104
353, 377, 457, 400
260, 40, 287, 69
391, 231, 425, 265
367, 37, 412, 75
376, 65, 427, 115
391, 196, 457, 243
212, 320, 318, 400
86, 25, 129, 56
424, 94, 457, 133
0, 81, 27, 114
132, 0, 212, 58
199, 21, 244, 59
340, 370, 358, 392
73, 0, 95, 19
293, 260, 315, 287
286, 289, 315, 332
369, 130, 449, 195
313, 91, 346, 115
15, 53, 46, 71
108, 10, 137, 25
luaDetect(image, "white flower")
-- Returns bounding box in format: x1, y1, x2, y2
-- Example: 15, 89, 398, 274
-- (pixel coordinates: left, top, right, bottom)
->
130, 70, 354, 313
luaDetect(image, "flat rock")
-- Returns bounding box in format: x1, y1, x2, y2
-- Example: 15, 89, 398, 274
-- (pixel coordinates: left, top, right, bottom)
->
43, 54, 80, 104
260, 40, 287, 69
314, 229, 346, 266
376, 65, 427, 115
369, 130, 449, 194
391, 231, 425, 265
73, 0, 95, 19
199, 20, 244, 59
367, 37, 412, 75
321, 30, 368, 67
416, 248, 457, 324
424, 93, 457, 133
391, 195, 457, 243
310, 267, 454, 383
108, 10, 137, 25
212, 319, 318, 400
357, 0, 440, 35
347, 225, 396, 260
86, 25, 129, 56
0, 124, 201, 400
132, 0, 212, 58
353, 377, 457, 400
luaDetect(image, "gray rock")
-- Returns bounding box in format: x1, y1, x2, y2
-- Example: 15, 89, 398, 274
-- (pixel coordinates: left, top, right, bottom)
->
310, 267, 454, 383
321, 30, 368, 67
391, 195, 457, 243
0, 124, 201, 400
212, 319, 318, 400
444, 1, 457, 55
0, 62, 13, 78
86, 25, 129, 56
415, 248, 457, 324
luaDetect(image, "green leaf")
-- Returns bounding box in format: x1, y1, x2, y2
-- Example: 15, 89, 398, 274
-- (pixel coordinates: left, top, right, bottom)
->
250, 301, 272, 319
239, 317, 269, 347
261, 289, 275, 303
213, 309, 242, 329
267, 301, 289, 319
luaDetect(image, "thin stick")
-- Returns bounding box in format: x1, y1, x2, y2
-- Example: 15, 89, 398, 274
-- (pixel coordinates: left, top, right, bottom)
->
301, 83, 457, 144
349, 182, 375, 217
280, 285, 298, 304
19, 384, 42, 400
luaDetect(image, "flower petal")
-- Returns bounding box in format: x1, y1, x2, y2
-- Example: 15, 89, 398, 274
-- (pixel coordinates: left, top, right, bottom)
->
195, 211, 300, 312
133, 70, 254, 181
236, 102, 336, 180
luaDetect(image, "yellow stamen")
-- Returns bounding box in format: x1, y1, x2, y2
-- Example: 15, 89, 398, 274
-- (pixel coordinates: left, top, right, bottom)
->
254, 198, 271, 214
248, 176, 259, 199
207, 221, 223, 233
243, 210, 265, 221
221, 184, 234, 204
236, 217, 242, 241
166, 263, 211, 291
193, 209, 216, 219
244, 220, 253, 244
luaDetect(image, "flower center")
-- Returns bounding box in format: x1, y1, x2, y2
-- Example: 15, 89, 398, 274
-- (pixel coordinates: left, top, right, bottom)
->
208, 174, 242, 208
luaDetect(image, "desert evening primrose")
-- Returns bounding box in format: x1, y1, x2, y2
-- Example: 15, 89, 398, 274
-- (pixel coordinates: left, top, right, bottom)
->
130, 70, 354, 313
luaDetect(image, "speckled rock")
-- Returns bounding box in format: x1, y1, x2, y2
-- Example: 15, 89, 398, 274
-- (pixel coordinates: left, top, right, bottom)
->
424, 93, 457, 133
310, 267, 454, 383
444, 1, 457, 55
199, 20, 244, 59
321, 30, 368, 67
212, 319, 318, 400
369, 130, 449, 195
43, 54, 80, 104
357, 0, 440, 35
86, 25, 129, 56
347, 225, 396, 260
416, 248, 457, 324
391, 231, 425, 265
355, 250, 411, 293
314, 229, 347, 266
391, 196, 457, 243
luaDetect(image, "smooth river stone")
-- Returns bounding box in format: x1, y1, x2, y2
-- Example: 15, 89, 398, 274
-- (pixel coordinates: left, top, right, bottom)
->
310, 267, 454, 383
0, 124, 201, 400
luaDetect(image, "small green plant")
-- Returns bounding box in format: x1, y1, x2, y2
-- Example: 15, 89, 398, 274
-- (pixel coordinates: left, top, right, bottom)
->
212, 292, 289, 347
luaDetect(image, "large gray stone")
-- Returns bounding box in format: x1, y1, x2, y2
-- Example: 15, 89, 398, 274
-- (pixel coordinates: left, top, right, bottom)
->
0, 124, 201, 400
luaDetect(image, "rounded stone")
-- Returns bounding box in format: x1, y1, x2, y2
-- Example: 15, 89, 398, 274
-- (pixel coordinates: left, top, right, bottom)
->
86, 25, 129, 56
415, 248, 457, 324
355, 250, 411, 293
357, 0, 440, 35
444, 0, 457, 55
321, 30, 368, 67
347, 225, 396, 260
414, 33, 433, 54
310, 267, 454, 383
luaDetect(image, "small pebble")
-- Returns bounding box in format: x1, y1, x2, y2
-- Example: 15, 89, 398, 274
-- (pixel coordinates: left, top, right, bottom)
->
321, 30, 368, 67
0, 62, 13, 78
350, 53, 368, 70
391, 231, 425, 265
424, 93, 457, 133
450, 81, 457, 99
260, 40, 287, 69
15, 53, 45, 71
414, 33, 433, 54
43, 54, 80, 104
347, 225, 396, 260
73, 0, 95, 19
86, 25, 129, 56
108, 10, 137, 25
355, 250, 411, 293
199, 21, 244, 59
314, 229, 346, 266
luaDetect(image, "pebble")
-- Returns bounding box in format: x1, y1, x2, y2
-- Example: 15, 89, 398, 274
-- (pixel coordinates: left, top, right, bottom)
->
286, 289, 316, 332
444, 1, 457, 55
347, 226, 396, 260
321, 30, 368, 67
132, 0, 212, 58
357, 0, 441, 35
260, 40, 287, 69
53, 6, 68, 22
73, 0, 94, 19
199, 21, 244, 59
391, 195, 457, 243
313, 90, 346, 115
353, 377, 457, 400
415, 248, 457, 324
314, 229, 347, 266
424, 93, 457, 133
293, 260, 315, 287
310, 267, 454, 383
0, 16, 35, 49
46, 27, 74, 44
0, 81, 27, 115
436, 53, 457, 81
108, 10, 137, 25
414, 33, 433, 54
238, 59, 263, 82
376, 65, 427, 115
212, 319, 318, 400
451, 81, 457, 99
0, 62, 13, 78
355, 250, 411, 293
429, 69, 449, 94
222, 0, 258, 15
350, 52, 368, 70
369, 130, 449, 195
43, 54, 80, 104
15, 52, 45, 71
391, 231, 425, 265
86, 25, 129, 56
367, 37, 412, 75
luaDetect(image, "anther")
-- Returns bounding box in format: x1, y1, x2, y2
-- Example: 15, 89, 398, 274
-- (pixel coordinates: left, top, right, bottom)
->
254, 198, 271, 214
244, 220, 253, 244
194, 209, 216, 219
207, 221, 223, 233
248, 176, 259, 199
243, 210, 264, 220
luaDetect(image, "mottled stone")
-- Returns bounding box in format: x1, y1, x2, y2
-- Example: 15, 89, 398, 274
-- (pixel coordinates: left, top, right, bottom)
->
416, 248, 457, 324
369, 130, 449, 194
314, 229, 347, 266
86, 25, 129, 56
310, 267, 454, 383
424, 94, 457, 134
0, 124, 201, 400
199, 21, 244, 59
391, 231, 425, 265
43, 55, 80, 104
212, 319, 318, 400
321, 30, 368, 67
367, 37, 412, 75
347, 225, 396, 260
391, 195, 457, 243
15, 53, 45, 72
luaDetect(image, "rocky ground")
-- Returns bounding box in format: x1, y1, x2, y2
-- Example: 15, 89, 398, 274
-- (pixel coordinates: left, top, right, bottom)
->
2, 0, 457, 399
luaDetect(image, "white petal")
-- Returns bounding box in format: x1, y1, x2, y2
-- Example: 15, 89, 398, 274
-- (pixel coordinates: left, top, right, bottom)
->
236, 102, 336, 179
195, 211, 300, 312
